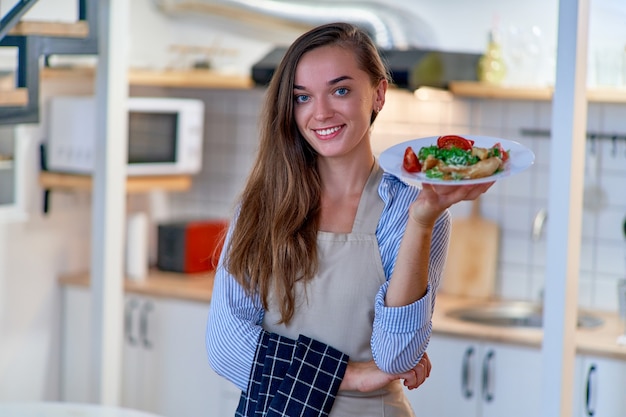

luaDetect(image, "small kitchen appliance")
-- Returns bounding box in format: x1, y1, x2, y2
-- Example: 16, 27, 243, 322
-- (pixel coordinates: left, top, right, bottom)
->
46, 96, 204, 176
157, 219, 229, 274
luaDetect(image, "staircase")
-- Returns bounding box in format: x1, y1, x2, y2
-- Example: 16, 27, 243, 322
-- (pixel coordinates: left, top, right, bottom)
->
0, 0, 98, 124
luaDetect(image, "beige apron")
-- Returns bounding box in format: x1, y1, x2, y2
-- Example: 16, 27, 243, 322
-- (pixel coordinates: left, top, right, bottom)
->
263, 162, 415, 417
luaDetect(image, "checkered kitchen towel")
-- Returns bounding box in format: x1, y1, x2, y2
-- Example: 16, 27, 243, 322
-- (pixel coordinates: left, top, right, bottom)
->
235, 331, 348, 417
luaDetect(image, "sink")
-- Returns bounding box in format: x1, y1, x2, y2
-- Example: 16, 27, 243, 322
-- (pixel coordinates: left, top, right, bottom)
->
446, 301, 604, 329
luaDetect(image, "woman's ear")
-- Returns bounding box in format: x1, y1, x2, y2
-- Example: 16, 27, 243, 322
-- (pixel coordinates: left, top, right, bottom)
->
375, 79, 388, 111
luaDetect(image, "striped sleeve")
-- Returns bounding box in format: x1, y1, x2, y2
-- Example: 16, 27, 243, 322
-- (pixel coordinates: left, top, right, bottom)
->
370, 173, 451, 374
206, 222, 265, 392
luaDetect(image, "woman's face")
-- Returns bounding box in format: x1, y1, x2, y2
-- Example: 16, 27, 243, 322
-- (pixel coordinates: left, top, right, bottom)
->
293, 45, 386, 161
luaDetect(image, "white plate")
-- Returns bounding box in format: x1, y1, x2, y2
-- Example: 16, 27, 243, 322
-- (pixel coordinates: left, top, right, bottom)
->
379, 135, 535, 185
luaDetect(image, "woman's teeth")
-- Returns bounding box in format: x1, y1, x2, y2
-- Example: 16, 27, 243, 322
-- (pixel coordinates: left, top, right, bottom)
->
316, 126, 341, 136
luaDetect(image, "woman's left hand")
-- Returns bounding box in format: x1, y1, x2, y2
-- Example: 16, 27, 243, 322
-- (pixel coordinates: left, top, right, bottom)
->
410, 181, 494, 227
404, 352, 432, 390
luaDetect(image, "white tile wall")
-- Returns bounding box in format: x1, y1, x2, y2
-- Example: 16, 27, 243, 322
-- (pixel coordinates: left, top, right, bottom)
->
149, 87, 626, 314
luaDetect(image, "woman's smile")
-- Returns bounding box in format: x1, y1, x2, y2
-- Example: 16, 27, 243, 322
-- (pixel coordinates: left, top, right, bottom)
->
314, 125, 344, 139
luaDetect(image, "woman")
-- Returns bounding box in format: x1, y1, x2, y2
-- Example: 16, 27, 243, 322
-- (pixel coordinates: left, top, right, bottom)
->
206, 22, 492, 416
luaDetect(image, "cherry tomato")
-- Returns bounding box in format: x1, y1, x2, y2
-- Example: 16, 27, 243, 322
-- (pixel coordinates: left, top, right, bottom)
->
403, 146, 421, 173
437, 135, 474, 151
492, 142, 510, 162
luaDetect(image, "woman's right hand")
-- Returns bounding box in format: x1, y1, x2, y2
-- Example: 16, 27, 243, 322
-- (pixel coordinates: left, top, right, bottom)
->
339, 353, 431, 392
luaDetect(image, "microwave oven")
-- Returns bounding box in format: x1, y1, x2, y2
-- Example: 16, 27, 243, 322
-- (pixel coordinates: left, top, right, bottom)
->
46, 96, 204, 176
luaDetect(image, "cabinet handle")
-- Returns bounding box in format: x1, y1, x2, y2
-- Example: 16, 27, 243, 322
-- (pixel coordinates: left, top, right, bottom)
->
124, 298, 139, 346
481, 349, 495, 403
461, 346, 475, 399
139, 300, 154, 349
585, 364, 597, 416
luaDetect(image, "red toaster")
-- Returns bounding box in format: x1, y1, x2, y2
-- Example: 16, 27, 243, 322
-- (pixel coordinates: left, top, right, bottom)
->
157, 219, 229, 274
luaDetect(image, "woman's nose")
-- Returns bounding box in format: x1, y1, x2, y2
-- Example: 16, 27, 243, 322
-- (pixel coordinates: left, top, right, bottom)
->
314, 99, 334, 120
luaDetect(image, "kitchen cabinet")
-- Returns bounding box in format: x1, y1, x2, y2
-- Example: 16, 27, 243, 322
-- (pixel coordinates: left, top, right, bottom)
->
406, 334, 542, 417
61, 285, 240, 417
573, 354, 626, 417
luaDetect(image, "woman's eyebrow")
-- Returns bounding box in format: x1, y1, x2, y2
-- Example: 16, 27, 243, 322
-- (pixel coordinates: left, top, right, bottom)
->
293, 75, 354, 91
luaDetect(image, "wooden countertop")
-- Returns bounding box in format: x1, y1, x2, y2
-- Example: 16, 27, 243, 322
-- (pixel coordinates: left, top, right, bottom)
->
59, 271, 626, 360
433, 294, 626, 360
59, 269, 214, 303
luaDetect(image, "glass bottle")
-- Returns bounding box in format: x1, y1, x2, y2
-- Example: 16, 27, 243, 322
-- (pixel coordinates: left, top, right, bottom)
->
477, 30, 507, 85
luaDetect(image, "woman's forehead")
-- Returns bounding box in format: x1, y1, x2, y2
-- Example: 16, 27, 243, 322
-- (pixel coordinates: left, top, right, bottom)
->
294, 46, 364, 85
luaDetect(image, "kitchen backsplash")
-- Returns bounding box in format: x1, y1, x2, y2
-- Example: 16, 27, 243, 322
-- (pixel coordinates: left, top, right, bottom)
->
132, 85, 626, 313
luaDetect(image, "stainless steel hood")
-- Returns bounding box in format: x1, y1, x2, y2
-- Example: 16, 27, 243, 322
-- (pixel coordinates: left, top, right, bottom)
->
153, 0, 480, 90
252, 47, 481, 90
152, 0, 435, 50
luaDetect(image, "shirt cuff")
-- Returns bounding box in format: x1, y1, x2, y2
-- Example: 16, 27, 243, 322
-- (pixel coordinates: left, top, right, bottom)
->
374, 281, 433, 333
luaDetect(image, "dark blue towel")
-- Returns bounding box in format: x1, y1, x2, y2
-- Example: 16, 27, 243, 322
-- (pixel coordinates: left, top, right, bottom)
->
236, 331, 348, 417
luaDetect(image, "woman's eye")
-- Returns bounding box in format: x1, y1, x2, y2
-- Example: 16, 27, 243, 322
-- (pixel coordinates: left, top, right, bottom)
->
295, 94, 310, 104
335, 87, 348, 96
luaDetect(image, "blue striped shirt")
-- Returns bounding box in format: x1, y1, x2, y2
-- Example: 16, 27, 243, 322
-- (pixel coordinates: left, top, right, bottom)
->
206, 172, 451, 391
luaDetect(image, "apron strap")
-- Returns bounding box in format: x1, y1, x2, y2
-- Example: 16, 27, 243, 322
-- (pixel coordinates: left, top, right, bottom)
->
352, 159, 385, 234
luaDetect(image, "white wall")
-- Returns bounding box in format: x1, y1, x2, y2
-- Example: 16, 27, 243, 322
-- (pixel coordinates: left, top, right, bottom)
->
2, 0, 626, 403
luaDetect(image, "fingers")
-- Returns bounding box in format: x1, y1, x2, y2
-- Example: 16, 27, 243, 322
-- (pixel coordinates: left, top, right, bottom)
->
429, 181, 494, 201
421, 352, 432, 377
404, 353, 432, 390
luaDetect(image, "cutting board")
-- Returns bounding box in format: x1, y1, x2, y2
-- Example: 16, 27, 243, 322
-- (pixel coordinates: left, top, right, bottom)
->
440, 197, 499, 299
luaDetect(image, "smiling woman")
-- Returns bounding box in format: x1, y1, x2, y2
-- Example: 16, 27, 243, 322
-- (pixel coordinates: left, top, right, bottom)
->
205, 21, 492, 417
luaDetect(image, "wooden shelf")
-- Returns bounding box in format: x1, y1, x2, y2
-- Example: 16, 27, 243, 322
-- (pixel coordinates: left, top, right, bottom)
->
8, 21, 89, 38
449, 81, 626, 103
128, 68, 254, 89
0, 88, 28, 107
39, 171, 193, 193
40, 67, 254, 90
586, 88, 626, 103
449, 81, 554, 101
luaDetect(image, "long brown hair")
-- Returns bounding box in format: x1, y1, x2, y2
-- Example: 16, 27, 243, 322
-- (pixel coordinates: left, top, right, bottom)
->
225, 22, 390, 323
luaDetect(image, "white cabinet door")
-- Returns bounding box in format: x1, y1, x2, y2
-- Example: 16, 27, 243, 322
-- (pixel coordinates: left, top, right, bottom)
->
132, 296, 240, 417
406, 334, 542, 417
574, 355, 626, 417
60, 286, 93, 402
121, 295, 154, 411
480, 342, 542, 417
406, 334, 479, 417
61, 286, 239, 416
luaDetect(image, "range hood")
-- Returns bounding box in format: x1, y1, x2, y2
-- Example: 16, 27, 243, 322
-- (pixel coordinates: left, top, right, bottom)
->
251, 47, 481, 90
153, 0, 481, 89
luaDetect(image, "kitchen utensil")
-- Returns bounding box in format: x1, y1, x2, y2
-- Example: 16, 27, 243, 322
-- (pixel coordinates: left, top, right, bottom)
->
439, 197, 499, 299
583, 137, 608, 212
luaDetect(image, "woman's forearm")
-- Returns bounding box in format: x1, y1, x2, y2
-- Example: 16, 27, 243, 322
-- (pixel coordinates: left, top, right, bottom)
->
384, 216, 434, 307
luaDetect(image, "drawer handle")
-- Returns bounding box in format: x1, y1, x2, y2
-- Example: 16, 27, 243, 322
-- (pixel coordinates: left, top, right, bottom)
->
481, 349, 495, 403
124, 299, 139, 346
585, 364, 597, 416
461, 346, 474, 399
139, 300, 154, 349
